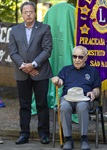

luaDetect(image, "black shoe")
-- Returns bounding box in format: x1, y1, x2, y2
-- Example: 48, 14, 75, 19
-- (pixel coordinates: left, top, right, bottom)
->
63, 140, 74, 150
63, 141, 72, 150
15, 136, 28, 144
40, 135, 49, 144
81, 136, 90, 150
81, 140, 90, 150
64, 136, 74, 149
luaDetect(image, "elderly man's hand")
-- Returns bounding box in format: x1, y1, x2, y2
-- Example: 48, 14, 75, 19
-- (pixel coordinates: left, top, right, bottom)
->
87, 88, 100, 101
87, 91, 96, 101
51, 76, 63, 87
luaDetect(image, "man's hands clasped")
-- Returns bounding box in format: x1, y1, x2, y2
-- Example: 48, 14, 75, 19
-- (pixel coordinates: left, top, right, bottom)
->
19, 63, 39, 76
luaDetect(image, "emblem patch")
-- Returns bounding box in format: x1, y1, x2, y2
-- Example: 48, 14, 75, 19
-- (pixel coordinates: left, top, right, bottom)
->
85, 74, 90, 81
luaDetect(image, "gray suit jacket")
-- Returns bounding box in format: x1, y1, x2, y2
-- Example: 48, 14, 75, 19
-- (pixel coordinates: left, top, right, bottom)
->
9, 21, 53, 81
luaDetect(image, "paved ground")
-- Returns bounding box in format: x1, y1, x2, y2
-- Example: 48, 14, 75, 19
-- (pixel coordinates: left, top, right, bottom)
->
0, 139, 107, 150
0, 98, 107, 150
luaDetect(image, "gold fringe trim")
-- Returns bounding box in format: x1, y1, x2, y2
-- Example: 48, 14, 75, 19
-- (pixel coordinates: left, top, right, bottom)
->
102, 79, 107, 91
74, 0, 79, 46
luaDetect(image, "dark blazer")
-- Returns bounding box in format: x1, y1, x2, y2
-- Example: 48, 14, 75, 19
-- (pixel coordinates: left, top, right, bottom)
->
9, 21, 53, 81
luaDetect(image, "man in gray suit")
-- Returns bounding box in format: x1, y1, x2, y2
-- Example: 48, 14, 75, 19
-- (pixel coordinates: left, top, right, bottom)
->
9, 1, 53, 145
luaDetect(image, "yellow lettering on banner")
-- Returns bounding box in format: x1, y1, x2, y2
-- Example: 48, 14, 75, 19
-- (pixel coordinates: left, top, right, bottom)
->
101, 61, 107, 67
88, 50, 95, 56
88, 38, 92, 44
101, 61, 105, 67
88, 50, 105, 56
79, 37, 105, 45
90, 60, 100, 67
90, 60, 107, 67
85, 37, 89, 44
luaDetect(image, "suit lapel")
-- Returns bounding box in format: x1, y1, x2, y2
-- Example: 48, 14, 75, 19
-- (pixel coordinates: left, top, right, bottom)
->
28, 21, 39, 48
21, 23, 29, 47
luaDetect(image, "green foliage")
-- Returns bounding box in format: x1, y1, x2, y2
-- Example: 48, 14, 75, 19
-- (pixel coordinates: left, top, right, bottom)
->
0, 0, 77, 23
67, 0, 77, 6
41, 0, 77, 6
0, 0, 21, 23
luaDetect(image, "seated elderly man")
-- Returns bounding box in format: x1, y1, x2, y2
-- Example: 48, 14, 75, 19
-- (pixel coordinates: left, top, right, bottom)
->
51, 45, 101, 150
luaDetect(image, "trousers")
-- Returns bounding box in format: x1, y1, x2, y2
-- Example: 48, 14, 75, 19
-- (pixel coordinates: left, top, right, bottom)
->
17, 77, 49, 138
60, 97, 90, 137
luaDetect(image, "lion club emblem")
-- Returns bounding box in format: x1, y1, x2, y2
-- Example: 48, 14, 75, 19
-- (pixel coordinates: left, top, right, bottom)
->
90, 0, 107, 33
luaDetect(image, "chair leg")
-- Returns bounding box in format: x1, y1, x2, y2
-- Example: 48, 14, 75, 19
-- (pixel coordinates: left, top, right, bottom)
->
95, 107, 99, 148
52, 107, 57, 147
100, 106, 106, 143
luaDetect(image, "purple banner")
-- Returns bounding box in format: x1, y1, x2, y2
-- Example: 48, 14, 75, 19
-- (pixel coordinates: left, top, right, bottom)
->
76, 0, 107, 91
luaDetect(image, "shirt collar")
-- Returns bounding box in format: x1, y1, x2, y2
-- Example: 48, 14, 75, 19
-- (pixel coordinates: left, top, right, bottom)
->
24, 21, 35, 29
73, 63, 87, 70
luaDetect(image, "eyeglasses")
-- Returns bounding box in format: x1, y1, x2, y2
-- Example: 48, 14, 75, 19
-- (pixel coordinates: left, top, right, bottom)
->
22, 11, 35, 15
72, 55, 85, 60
